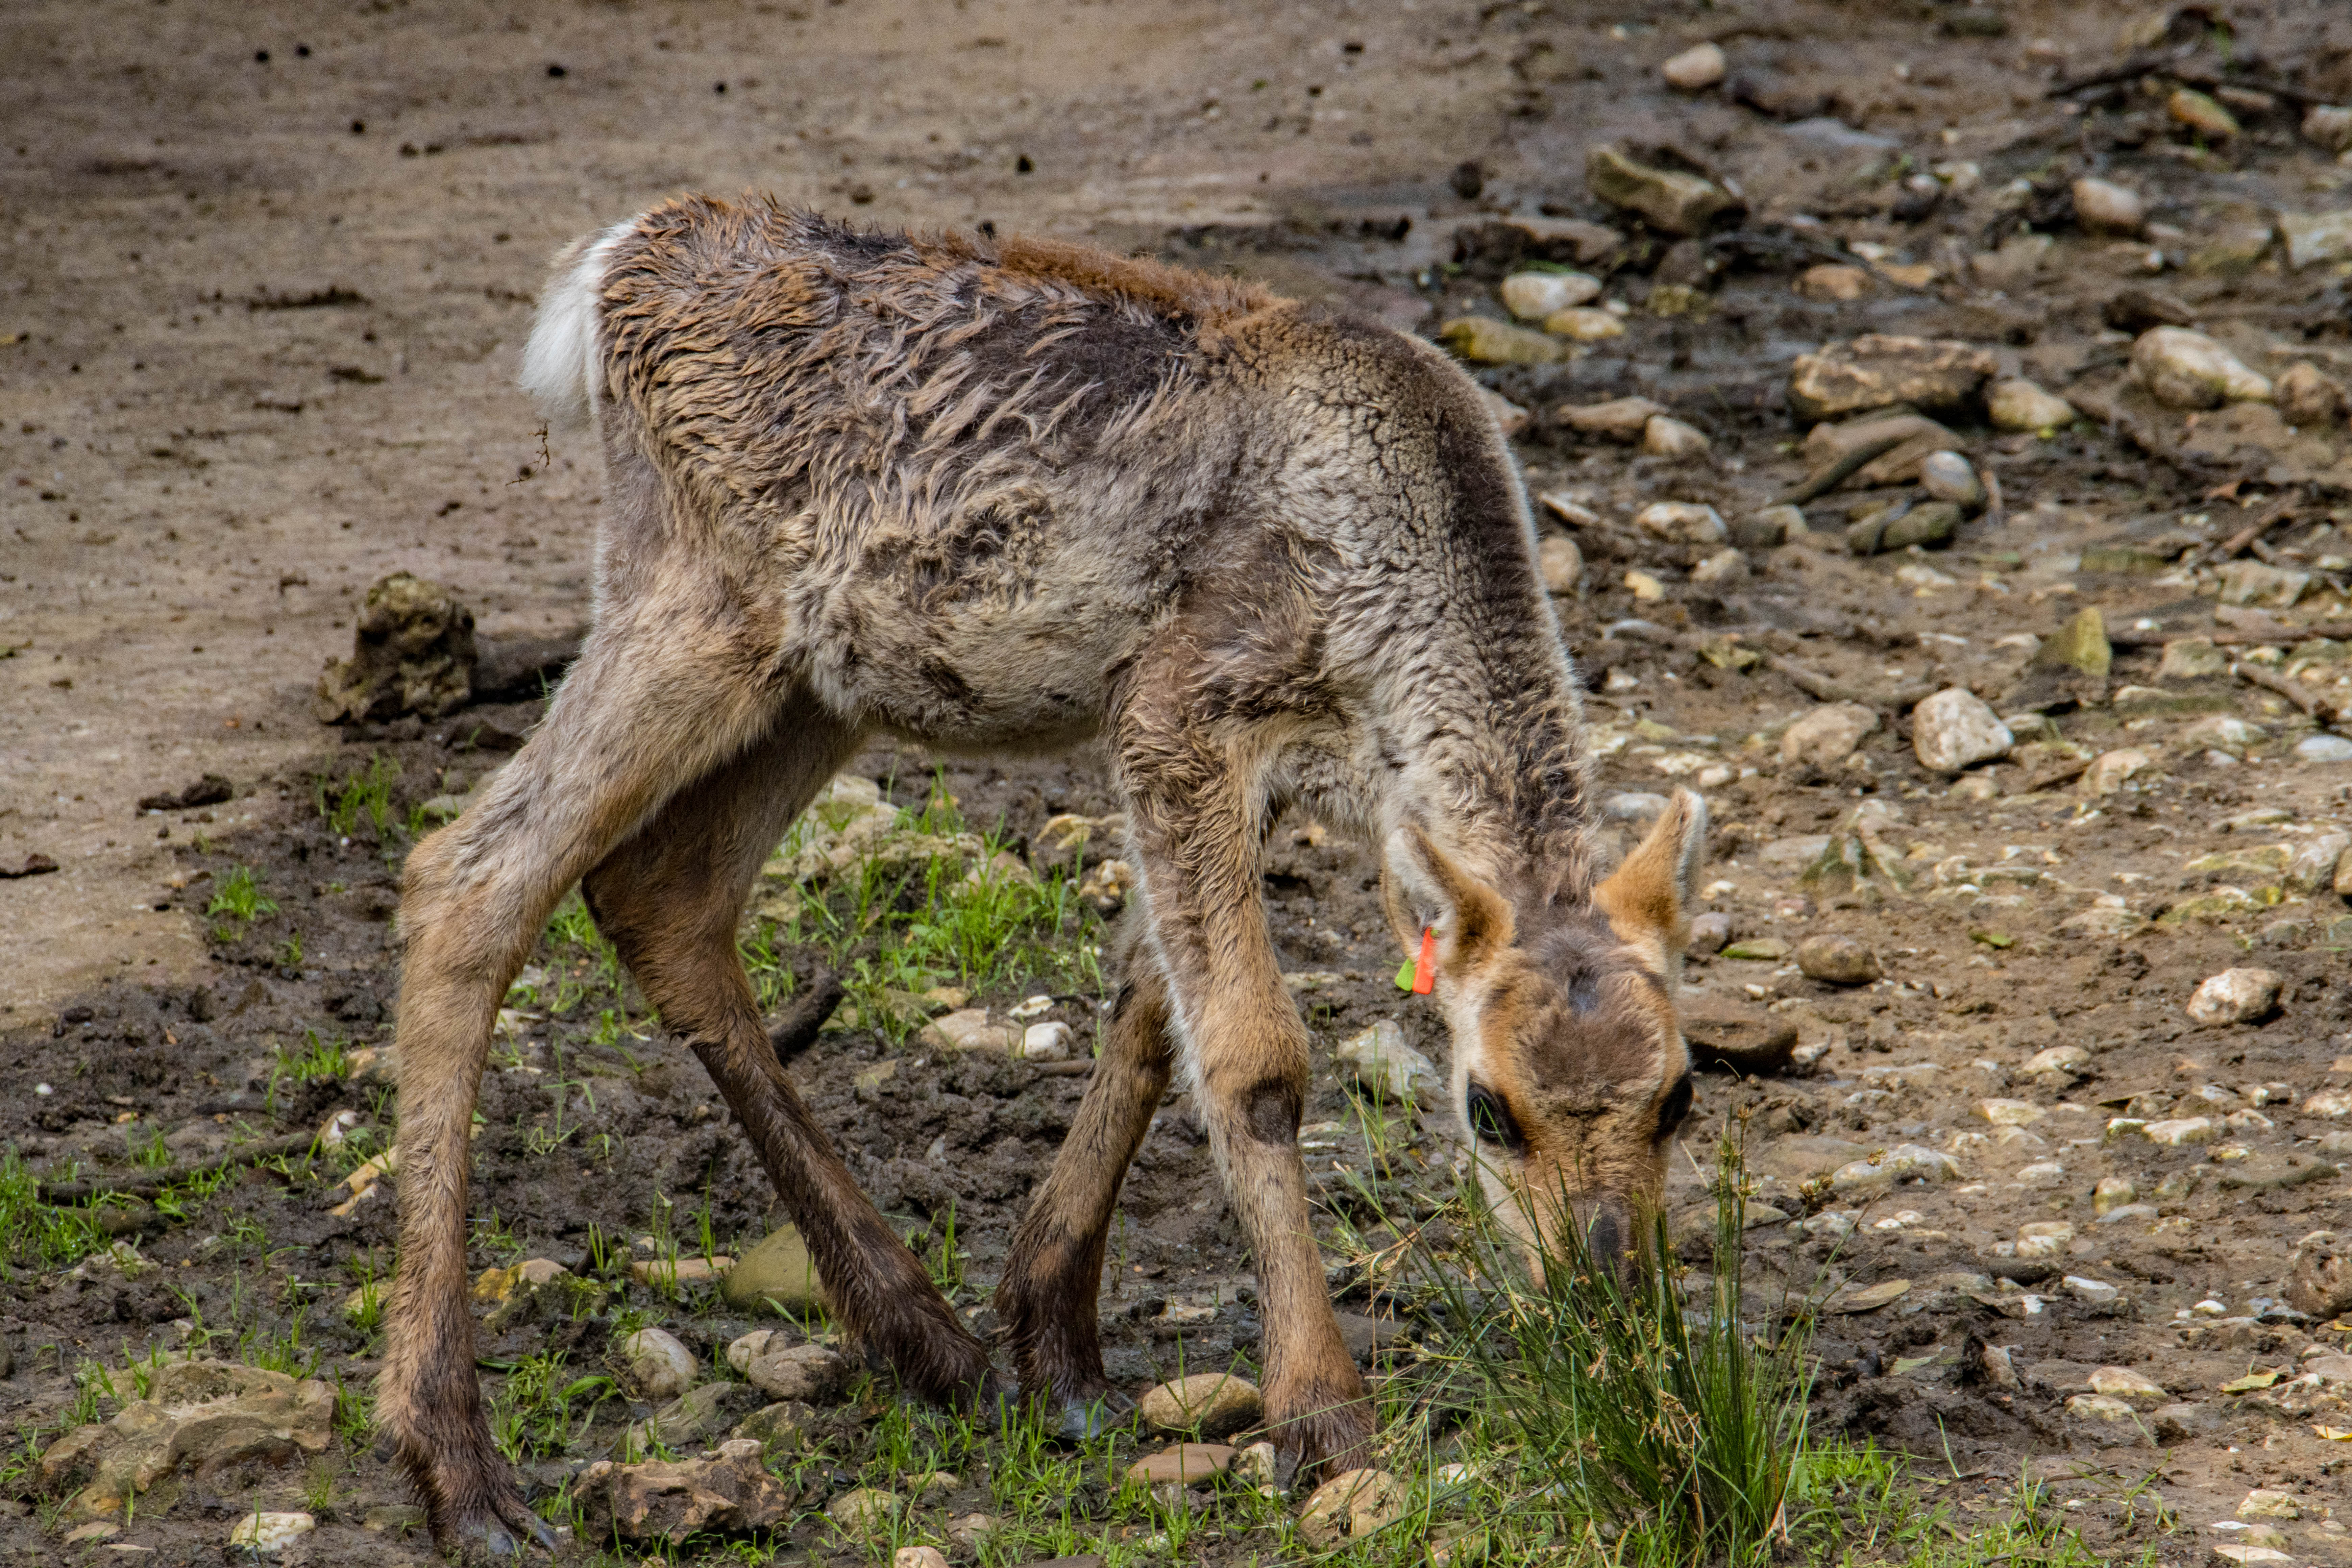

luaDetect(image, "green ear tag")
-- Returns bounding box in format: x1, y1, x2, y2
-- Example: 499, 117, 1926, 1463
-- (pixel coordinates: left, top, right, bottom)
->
1394, 957, 1417, 990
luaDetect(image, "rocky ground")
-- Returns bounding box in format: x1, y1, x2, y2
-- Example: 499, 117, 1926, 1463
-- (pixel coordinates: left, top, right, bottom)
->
9, 1, 2352, 1565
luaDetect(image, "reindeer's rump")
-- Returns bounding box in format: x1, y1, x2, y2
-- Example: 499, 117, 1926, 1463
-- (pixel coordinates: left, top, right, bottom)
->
580, 196, 1292, 743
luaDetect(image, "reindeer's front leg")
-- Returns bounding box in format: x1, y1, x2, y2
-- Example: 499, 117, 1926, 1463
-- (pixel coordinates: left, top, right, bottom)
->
1117, 721, 1373, 1477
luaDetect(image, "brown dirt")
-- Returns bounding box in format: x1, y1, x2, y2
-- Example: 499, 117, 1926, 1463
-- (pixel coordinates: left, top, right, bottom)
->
7, 1, 2352, 1564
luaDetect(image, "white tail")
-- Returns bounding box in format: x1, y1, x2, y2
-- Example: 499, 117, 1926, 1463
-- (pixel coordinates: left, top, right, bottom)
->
518, 218, 636, 432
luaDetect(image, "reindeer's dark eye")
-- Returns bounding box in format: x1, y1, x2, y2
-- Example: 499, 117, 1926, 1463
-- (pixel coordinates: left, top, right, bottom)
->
1655, 1074, 1694, 1142
1465, 1082, 1524, 1153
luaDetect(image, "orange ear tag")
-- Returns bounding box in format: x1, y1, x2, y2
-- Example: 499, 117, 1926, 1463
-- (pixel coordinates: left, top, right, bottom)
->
1412, 925, 1436, 994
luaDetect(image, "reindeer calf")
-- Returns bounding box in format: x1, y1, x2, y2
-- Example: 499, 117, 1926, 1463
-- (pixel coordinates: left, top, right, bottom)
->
379, 195, 1705, 1552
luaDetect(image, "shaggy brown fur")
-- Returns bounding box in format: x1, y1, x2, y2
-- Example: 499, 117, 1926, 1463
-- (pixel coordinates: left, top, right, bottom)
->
380, 194, 1709, 1552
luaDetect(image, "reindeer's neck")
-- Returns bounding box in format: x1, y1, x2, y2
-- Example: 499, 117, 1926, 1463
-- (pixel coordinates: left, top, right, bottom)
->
1383, 603, 1599, 918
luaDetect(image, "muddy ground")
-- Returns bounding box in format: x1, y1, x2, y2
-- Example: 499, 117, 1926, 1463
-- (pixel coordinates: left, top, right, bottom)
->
8, 0, 2352, 1564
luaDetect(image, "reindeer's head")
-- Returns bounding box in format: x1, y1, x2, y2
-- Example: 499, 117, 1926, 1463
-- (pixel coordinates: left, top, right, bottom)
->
1385, 789, 1706, 1274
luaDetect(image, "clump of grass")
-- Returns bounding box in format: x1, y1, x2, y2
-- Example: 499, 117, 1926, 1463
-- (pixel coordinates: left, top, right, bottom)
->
0, 1150, 107, 1276
315, 754, 400, 838
205, 864, 277, 924
1438, 1134, 1814, 1568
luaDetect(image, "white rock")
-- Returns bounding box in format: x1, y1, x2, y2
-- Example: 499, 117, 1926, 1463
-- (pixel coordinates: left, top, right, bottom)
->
2239, 1489, 2302, 1519
2306, 104, 2352, 152
1661, 41, 1727, 91
1538, 533, 1583, 595
2072, 177, 2145, 234
1912, 688, 2013, 773
2297, 734, 2352, 764
2024, 1044, 2091, 1076
1547, 306, 1626, 340
2281, 210, 2352, 270
895, 1548, 952, 1568
1781, 703, 1880, 769
1919, 451, 1985, 511
1689, 547, 1746, 585
727, 1328, 782, 1375
620, 1327, 699, 1400
1977, 1099, 2045, 1127
2015, 1220, 2075, 1258
1500, 271, 1601, 320
1020, 1021, 1075, 1062
2287, 831, 2351, 894
1633, 500, 1727, 544
2186, 967, 2283, 1026
1987, 378, 2076, 432
2143, 1117, 2215, 1146
2301, 1088, 2352, 1118
2087, 1363, 2162, 1398
1642, 415, 1711, 459
1334, 1020, 1442, 1111
2132, 327, 2274, 410
228, 1513, 316, 1552
2068, 1277, 2123, 1306
2212, 1546, 2295, 1567
2080, 748, 2151, 796
1829, 1144, 1962, 1193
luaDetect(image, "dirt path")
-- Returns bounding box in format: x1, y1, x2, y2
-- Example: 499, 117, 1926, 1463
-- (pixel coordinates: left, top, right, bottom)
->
9, 2, 2352, 1565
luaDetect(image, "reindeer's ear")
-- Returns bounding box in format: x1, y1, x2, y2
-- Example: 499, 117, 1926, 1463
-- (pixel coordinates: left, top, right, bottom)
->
1382, 826, 1515, 981
1592, 788, 1708, 969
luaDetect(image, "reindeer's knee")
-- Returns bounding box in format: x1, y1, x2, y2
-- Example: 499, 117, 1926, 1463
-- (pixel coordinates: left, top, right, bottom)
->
1239, 1076, 1303, 1145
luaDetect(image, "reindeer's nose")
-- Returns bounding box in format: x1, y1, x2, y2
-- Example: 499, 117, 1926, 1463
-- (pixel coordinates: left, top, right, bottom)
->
1585, 1206, 1624, 1266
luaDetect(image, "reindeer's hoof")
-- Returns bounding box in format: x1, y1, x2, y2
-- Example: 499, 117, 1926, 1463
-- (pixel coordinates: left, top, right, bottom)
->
1055, 1388, 1136, 1443
452, 1497, 558, 1559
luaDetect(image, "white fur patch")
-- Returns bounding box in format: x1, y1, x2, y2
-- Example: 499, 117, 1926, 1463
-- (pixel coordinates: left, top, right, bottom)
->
517, 218, 637, 432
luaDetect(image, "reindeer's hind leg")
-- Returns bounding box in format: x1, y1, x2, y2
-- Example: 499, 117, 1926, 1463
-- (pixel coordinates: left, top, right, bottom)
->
380, 604, 795, 1557
997, 910, 1175, 1436
579, 695, 996, 1408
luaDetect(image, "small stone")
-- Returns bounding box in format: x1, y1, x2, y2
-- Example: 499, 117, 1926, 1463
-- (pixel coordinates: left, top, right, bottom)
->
1538, 534, 1582, 595
2218, 561, 2312, 610
2038, 607, 2112, 680
1829, 1144, 1960, 1193
1020, 1020, 1074, 1061
2312, 1090, 2352, 1119
2168, 88, 2241, 138
1918, 451, 1986, 512
1633, 500, 1728, 544
1624, 569, 1666, 601
2287, 1233, 2352, 1319
2280, 210, 2352, 270
2132, 327, 2274, 409
827, 1488, 900, 1531
1585, 145, 1741, 236
2094, 1176, 2137, 1215
2087, 1365, 2165, 1401
2068, 1275, 2122, 1305
2143, 1117, 2215, 1146
1912, 688, 2013, 773
2080, 748, 2151, 797
945, 1512, 1000, 1549
2015, 1221, 2075, 1258
1081, 858, 1137, 912
1781, 703, 1880, 769
1978, 1098, 2046, 1127
1796, 933, 1881, 986
2297, 734, 2352, 764
1788, 335, 1999, 422
1232, 1441, 1279, 1488
1689, 547, 1746, 586
1687, 911, 1731, 954
1795, 264, 1872, 302
644, 1382, 752, 1448
2025, 1044, 2091, 1077
1642, 415, 1710, 459
1124, 1443, 1236, 1487
2066, 1393, 2139, 1421
2072, 177, 2146, 235
722, 1225, 825, 1314
361, 1504, 427, 1534
1139, 1373, 1264, 1439
629, 1254, 732, 1287
1335, 1020, 1442, 1111
227, 1513, 315, 1553
925, 1007, 1015, 1053
2238, 1489, 2300, 1519
2187, 968, 2283, 1026
895, 1548, 951, 1568
745, 1342, 851, 1404
1721, 937, 1791, 961
1987, 378, 2077, 432
2306, 104, 2352, 151
618, 1327, 699, 1401
730, 1401, 811, 1450
1500, 271, 1600, 320
1476, 386, 1530, 438
1546, 307, 1626, 340
1738, 504, 1801, 546
1661, 41, 1726, 91
2158, 638, 2229, 681
2211, 1547, 2295, 1567
1561, 396, 1666, 441
2286, 832, 2352, 895
1439, 316, 1566, 365
1299, 1468, 1410, 1548
1826, 1278, 1913, 1314
2276, 362, 2347, 426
